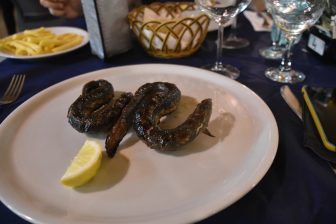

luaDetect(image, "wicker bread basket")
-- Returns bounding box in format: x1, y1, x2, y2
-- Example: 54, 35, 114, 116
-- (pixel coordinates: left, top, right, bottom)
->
128, 2, 210, 58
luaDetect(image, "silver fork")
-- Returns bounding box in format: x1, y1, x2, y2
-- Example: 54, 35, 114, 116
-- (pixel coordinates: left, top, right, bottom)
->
0, 74, 26, 105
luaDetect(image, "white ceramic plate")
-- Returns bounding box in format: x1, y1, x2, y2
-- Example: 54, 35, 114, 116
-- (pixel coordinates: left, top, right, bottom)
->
0, 26, 89, 60
0, 64, 278, 224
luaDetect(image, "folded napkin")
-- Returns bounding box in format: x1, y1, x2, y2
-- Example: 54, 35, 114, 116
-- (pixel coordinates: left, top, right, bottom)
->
303, 102, 336, 163
81, 0, 132, 59
243, 11, 273, 32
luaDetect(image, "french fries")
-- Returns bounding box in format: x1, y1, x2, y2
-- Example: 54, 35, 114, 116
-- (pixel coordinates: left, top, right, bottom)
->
0, 27, 84, 56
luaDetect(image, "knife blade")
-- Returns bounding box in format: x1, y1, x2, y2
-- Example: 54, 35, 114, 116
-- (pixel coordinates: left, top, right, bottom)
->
280, 85, 303, 120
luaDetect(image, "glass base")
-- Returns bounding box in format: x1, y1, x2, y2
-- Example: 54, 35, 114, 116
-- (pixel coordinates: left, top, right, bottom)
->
222, 36, 250, 49
259, 46, 283, 60
202, 64, 240, 79
265, 67, 305, 83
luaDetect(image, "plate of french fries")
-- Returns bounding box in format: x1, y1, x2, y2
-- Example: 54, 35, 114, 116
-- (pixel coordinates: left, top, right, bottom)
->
0, 26, 89, 59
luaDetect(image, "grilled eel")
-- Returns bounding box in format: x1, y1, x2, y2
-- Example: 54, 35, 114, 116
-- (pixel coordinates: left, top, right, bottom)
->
105, 82, 157, 157
105, 82, 212, 157
133, 83, 212, 150
67, 80, 133, 133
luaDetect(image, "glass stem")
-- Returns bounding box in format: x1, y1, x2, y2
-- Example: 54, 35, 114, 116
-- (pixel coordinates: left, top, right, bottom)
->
271, 25, 282, 50
229, 17, 237, 38
215, 23, 225, 68
280, 36, 296, 72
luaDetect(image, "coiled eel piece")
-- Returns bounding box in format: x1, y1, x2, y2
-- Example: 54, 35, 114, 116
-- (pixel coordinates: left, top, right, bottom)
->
105, 82, 212, 157
133, 82, 212, 151
67, 80, 133, 133
105, 82, 159, 157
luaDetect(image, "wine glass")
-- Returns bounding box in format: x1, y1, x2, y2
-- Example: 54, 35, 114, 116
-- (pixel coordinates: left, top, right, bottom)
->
222, 16, 250, 49
259, 23, 284, 59
195, 0, 252, 79
264, 0, 326, 83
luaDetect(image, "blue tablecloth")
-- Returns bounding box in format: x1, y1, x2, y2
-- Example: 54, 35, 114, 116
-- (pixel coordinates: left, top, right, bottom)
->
1, 14, 336, 224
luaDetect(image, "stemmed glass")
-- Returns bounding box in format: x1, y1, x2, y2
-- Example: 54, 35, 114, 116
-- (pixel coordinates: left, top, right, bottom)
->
259, 23, 284, 59
222, 16, 250, 49
195, 0, 252, 79
264, 0, 326, 83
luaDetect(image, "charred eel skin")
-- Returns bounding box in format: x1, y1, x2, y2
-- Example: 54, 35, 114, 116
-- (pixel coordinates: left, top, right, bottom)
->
67, 80, 133, 133
133, 82, 212, 151
105, 82, 212, 157
105, 82, 158, 157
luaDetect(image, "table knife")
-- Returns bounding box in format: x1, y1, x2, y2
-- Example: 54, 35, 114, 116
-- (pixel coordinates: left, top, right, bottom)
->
280, 85, 303, 120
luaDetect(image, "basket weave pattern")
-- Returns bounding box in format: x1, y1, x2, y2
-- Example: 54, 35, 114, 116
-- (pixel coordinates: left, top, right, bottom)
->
128, 2, 210, 58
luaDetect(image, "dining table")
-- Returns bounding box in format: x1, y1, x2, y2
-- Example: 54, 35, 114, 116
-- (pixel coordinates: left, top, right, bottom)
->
1, 10, 336, 224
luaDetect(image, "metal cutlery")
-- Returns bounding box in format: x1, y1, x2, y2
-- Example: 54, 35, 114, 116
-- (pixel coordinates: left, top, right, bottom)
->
280, 85, 303, 120
0, 74, 26, 105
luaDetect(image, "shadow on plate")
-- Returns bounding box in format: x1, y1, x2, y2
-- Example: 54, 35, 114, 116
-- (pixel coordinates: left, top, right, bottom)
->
153, 95, 236, 156
164, 111, 235, 157
75, 153, 130, 193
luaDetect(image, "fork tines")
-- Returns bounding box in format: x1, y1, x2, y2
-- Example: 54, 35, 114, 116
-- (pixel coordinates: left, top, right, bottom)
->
2, 74, 26, 102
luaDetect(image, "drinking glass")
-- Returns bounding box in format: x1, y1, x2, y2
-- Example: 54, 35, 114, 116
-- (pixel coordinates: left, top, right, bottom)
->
195, 0, 252, 79
222, 16, 250, 49
264, 0, 326, 83
259, 23, 284, 59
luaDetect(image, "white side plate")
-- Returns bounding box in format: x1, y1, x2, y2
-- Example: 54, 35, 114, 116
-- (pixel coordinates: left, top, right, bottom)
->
0, 26, 89, 60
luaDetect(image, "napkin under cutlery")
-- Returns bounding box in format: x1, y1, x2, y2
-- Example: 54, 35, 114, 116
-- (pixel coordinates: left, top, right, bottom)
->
281, 85, 336, 169
303, 95, 336, 163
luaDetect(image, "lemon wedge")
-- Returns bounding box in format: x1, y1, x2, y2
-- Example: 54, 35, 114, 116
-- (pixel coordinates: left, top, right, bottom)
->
60, 140, 103, 187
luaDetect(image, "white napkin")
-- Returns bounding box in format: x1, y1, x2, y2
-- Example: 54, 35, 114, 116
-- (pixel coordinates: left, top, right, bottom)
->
243, 11, 273, 32
81, 0, 132, 59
